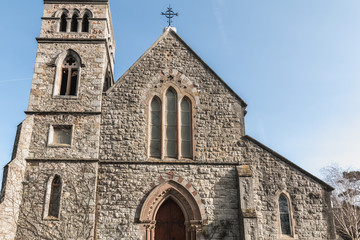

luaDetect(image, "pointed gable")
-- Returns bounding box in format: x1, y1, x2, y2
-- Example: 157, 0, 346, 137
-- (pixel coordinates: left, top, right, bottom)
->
101, 29, 247, 162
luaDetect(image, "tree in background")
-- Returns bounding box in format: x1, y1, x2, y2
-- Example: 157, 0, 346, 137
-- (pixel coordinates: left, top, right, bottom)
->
322, 166, 360, 240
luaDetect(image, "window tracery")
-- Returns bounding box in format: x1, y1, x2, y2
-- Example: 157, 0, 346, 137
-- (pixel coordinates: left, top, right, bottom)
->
149, 87, 193, 160
59, 54, 79, 96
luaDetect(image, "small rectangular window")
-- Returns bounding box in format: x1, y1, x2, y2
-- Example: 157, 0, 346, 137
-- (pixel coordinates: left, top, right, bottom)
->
49, 125, 72, 146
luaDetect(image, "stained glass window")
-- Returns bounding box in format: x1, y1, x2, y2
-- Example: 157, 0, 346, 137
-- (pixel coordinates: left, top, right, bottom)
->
150, 98, 161, 158
165, 89, 177, 158
279, 194, 292, 235
181, 98, 192, 158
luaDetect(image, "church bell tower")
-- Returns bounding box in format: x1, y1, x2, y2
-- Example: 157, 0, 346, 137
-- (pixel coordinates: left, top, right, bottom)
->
0, 0, 115, 239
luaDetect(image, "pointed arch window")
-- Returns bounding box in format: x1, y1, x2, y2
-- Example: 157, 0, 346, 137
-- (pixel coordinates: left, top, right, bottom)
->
149, 88, 193, 160
60, 13, 67, 32
279, 194, 292, 236
59, 54, 79, 96
82, 13, 90, 32
48, 175, 62, 218
181, 97, 192, 158
165, 89, 178, 158
150, 98, 161, 158
71, 14, 79, 32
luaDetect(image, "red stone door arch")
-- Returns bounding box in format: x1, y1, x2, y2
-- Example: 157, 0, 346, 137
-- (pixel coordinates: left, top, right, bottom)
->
139, 180, 206, 240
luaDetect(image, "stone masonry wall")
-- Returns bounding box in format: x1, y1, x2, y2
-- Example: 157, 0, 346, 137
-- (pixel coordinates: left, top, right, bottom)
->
239, 138, 336, 240
40, 2, 115, 67
96, 164, 240, 240
28, 42, 108, 112
0, 116, 34, 240
101, 30, 246, 163
15, 161, 98, 240
28, 114, 101, 160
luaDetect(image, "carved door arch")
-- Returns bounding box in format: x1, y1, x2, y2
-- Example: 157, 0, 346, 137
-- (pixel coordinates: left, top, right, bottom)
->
139, 180, 205, 240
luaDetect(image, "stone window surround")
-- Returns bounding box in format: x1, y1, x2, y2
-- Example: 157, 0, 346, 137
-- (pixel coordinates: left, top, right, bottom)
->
275, 190, 298, 239
43, 174, 63, 221
47, 124, 74, 147
52, 49, 83, 99
147, 83, 196, 161
56, 8, 93, 33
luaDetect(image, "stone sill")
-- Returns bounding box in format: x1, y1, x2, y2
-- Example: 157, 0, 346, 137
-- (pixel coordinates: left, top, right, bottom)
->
53, 95, 79, 100
47, 144, 72, 148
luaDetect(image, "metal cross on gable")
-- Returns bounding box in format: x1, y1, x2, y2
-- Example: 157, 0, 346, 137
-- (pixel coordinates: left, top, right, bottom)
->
161, 5, 178, 27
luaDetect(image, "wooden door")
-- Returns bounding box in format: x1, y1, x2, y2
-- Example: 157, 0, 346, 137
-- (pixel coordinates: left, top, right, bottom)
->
155, 199, 186, 240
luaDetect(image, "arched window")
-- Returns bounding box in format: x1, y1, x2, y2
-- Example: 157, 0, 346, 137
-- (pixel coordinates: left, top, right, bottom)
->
82, 13, 90, 32
149, 88, 194, 159
60, 13, 67, 32
181, 97, 192, 158
279, 194, 292, 236
59, 54, 79, 96
150, 97, 161, 158
71, 14, 79, 32
165, 89, 177, 158
48, 175, 62, 218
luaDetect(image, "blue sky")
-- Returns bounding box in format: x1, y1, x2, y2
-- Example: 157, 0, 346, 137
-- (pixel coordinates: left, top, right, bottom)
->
0, 0, 360, 186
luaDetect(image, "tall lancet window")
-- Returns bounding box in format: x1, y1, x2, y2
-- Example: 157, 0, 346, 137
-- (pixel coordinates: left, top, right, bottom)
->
60, 13, 67, 32
181, 97, 192, 158
71, 14, 79, 32
150, 97, 161, 158
48, 175, 62, 218
82, 13, 90, 32
279, 194, 292, 235
60, 54, 79, 96
165, 89, 177, 158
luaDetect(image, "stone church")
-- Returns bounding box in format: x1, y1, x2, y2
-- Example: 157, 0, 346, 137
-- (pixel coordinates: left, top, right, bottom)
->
0, 0, 337, 239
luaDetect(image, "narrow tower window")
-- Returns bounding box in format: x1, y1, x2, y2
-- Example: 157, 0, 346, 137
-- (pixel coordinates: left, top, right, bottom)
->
71, 14, 79, 32
181, 97, 192, 158
150, 98, 162, 158
279, 194, 292, 235
82, 13, 90, 32
60, 54, 79, 96
165, 89, 178, 158
60, 13, 67, 32
48, 175, 62, 218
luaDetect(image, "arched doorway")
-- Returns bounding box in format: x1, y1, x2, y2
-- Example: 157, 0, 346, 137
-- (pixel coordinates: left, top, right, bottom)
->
155, 198, 185, 240
139, 180, 206, 240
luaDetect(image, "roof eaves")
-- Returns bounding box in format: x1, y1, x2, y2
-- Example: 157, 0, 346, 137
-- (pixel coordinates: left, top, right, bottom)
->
242, 135, 334, 191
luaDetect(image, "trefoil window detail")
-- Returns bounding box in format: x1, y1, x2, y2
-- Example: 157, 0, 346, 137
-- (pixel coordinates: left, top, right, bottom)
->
279, 194, 292, 236
60, 55, 79, 96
